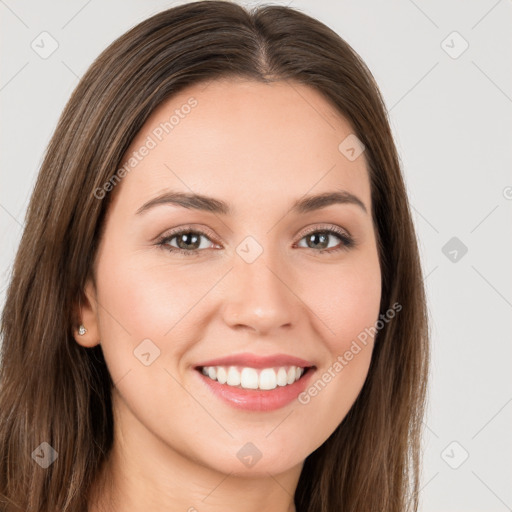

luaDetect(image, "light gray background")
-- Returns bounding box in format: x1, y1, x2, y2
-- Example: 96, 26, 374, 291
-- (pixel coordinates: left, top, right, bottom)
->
1, 0, 511, 510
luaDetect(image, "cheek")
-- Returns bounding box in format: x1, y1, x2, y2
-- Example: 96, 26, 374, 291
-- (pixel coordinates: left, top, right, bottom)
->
93, 243, 220, 378
295, 249, 381, 422
305, 248, 382, 352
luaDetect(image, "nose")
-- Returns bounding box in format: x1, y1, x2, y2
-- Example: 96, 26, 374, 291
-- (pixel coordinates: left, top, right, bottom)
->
221, 250, 301, 336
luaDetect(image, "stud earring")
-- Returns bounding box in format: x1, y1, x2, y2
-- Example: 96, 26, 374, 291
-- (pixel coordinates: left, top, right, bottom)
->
78, 325, 87, 336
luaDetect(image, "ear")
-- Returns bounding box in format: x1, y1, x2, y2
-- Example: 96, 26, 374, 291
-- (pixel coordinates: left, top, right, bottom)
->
73, 279, 101, 348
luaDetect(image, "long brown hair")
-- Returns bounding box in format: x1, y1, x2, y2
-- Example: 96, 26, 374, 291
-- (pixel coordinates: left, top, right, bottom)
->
0, 1, 429, 510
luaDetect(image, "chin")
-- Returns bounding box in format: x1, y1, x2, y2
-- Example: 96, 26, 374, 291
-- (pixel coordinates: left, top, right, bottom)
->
199, 445, 305, 477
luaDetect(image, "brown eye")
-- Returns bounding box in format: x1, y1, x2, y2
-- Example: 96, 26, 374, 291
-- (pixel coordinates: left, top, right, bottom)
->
296, 228, 354, 253
157, 225, 355, 257
158, 228, 217, 256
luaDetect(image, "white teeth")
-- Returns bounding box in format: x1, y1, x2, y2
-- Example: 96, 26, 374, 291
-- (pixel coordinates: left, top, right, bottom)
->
240, 368, 259, 389
226, 366, 241, 386
259, 368, 277, 390
216, 366, 227, 384
200, 365, 307, 390
276, 367, 288, 387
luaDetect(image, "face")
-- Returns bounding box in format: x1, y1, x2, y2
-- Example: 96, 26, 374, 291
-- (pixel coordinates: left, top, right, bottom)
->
78, 78, 381, 477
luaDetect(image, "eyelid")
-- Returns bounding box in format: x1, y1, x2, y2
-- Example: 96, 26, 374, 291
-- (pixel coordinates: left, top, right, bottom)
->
156, 223, 219, 243
157, 223, 352, 246
155, 222, 357, 259
295, 222, 352, 240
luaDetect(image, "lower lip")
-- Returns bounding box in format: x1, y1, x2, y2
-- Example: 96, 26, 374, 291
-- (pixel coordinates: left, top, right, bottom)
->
195, 368, 315, 412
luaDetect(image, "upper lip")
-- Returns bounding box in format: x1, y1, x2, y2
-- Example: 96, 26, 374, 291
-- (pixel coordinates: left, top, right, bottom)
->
195, 352, 315, 369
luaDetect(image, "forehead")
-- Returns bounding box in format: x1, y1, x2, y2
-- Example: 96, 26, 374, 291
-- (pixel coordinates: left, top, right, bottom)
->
113, 78, 370, 214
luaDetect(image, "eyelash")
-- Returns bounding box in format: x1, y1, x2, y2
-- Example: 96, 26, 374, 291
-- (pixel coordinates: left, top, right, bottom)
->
156, 224, 355, 257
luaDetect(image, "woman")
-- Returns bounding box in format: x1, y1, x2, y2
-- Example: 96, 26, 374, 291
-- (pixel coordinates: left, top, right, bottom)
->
0, 1, 429, 511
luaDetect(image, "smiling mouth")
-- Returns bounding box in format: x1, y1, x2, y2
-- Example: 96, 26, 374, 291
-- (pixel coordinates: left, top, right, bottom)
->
196, 365, 314, 391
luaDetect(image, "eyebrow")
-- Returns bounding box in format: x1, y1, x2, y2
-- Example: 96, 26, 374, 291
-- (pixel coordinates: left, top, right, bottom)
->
135, 189, 368, 216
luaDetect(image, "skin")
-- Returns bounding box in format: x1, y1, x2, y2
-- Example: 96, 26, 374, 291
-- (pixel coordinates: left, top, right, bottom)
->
76, 78, 382, 512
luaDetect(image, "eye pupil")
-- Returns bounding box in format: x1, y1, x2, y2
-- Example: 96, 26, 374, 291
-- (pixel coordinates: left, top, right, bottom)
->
307, 232, 329, 250
177, 232, 201, 250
